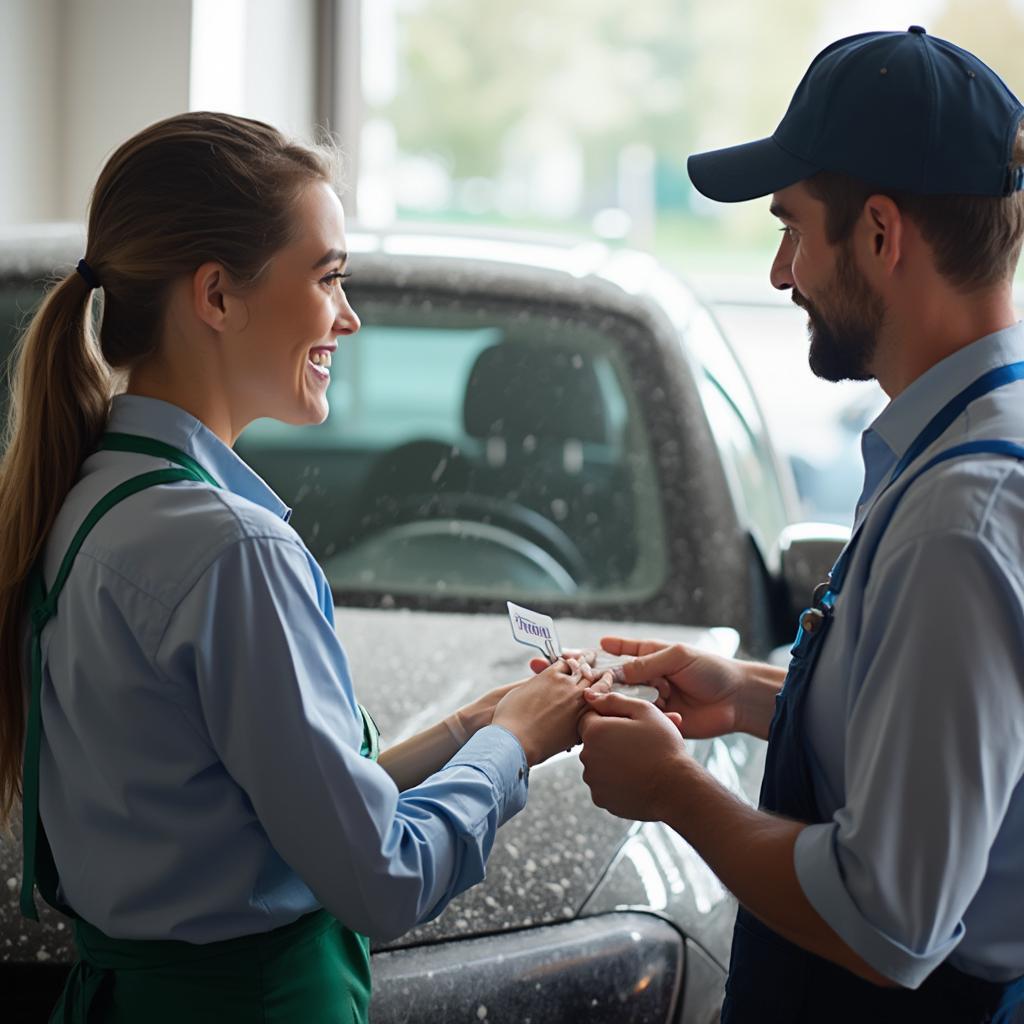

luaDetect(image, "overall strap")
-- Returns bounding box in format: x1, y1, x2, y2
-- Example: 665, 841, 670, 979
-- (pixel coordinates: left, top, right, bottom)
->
21, 441, 219, 921
830, 361, 1024, 595
831, 439, 1024, 595
889, 363, 1024, 485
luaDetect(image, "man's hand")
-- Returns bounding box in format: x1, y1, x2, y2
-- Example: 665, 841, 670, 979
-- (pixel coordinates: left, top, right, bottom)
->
577, 690, 895, 988
577, 690, 688, 820
601, 636, 782, 740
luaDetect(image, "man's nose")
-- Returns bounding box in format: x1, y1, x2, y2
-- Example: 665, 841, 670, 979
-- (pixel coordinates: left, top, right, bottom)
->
770, 235, 794, 292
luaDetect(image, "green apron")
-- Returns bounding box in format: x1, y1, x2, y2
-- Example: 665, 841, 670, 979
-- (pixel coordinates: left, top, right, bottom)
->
21, 432, 379, 1023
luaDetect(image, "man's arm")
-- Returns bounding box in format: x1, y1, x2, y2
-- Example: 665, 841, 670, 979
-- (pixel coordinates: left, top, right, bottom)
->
657, 749, 895, 985
578, 694, 895, 986
600, 635, 786, 741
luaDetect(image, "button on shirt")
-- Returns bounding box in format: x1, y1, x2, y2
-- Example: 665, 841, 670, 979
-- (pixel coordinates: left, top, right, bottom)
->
37, 395, 529, 943
793, 325, 1024, 986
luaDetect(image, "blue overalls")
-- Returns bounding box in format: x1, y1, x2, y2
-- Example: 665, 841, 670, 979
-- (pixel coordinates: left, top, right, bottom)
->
722, 363, 1024, 1024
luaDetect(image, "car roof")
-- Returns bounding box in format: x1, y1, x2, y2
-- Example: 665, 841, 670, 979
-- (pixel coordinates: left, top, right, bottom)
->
0, 221, 705, 329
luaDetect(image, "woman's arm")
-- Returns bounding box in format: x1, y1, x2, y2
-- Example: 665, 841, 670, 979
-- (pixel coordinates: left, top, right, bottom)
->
379, 667, 608, 790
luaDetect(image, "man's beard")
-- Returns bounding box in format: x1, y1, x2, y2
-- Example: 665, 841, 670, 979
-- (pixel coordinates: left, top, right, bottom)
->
793, 244, 885, 382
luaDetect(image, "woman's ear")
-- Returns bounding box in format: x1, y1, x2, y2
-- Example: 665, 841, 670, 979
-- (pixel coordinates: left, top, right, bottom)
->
192, 261, 234, 333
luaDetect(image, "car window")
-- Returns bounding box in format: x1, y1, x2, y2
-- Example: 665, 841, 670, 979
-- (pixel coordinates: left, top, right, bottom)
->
238, 295, 668, 605
684, 308, 790, 556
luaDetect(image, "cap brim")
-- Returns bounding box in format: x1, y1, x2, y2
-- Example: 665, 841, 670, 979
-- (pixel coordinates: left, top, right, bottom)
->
687, 136, 820, 203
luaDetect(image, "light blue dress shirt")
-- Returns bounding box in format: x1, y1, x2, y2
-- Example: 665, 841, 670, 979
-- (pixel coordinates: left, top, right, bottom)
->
36, 395, 528, 944
793, 324, 1024, 986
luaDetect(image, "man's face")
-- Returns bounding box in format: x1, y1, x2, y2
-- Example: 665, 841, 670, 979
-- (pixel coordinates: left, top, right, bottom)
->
769, 183, 885, 382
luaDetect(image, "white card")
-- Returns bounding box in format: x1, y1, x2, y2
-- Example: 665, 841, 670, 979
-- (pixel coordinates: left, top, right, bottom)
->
507, 601, 560, 663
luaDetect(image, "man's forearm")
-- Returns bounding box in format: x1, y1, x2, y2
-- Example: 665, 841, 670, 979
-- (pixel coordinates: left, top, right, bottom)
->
660, 757, 895, 987
735, 661, 786, 740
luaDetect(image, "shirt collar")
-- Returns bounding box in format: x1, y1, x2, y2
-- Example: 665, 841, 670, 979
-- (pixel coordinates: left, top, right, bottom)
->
852, 322, 1024, 524
105, 395, 291, 521
868, 321, 1024, 461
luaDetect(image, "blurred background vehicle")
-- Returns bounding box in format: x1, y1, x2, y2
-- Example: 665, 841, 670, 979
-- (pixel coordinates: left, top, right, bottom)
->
2, 225, 835, 1023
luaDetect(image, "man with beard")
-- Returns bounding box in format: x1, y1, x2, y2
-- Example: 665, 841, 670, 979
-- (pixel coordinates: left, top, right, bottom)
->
575, 27, 1024, 1024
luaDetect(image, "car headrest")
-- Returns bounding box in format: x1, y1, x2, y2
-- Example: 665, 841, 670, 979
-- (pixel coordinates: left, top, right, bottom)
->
463, 343, 610, 443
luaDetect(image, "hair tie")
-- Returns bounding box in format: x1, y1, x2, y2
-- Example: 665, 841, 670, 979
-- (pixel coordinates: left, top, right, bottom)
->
76, 259, 101, 291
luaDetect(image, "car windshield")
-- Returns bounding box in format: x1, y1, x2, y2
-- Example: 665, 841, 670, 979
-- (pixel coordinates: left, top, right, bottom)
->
237, 293, 669, 605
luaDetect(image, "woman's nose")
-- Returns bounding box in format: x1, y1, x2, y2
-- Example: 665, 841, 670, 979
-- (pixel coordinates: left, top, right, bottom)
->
334, 295, 360, 336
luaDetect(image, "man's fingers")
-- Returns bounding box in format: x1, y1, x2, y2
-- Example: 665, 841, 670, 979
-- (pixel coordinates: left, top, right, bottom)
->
617, 645, 694, 685
528, 657, 549, 674
581, 689, 653, 719
600, 635, 670, 659
577, 708, 600, 740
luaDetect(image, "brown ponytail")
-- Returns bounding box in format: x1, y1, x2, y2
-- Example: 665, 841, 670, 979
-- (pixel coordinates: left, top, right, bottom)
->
0, 112, 337, 823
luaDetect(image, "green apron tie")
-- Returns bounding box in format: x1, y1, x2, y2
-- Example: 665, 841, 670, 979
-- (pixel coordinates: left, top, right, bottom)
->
22, 432, 379, 1023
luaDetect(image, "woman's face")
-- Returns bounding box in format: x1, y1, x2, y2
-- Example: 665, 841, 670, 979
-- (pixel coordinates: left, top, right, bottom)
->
225, 181, 359, 428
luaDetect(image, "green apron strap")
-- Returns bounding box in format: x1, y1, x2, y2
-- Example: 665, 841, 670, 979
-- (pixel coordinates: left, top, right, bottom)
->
21, 464, 215, 920
358, 704, 381, 762
99, 432, 222, 488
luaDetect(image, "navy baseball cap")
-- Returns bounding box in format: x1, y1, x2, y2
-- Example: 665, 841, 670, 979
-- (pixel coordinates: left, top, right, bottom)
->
687, 26, 1024, 202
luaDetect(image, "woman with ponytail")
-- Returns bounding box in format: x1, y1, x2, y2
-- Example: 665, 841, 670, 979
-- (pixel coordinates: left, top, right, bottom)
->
0, 112, 605, 1022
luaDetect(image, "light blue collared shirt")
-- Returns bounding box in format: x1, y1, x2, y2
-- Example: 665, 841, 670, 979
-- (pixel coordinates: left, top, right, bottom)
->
36, 395, 528, 943
794, 324, 1024, 986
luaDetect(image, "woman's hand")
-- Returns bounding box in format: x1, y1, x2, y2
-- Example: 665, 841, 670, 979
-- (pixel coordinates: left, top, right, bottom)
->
492, 659, 609, 766
446, 679, 527, 743
600, 635, 760, 739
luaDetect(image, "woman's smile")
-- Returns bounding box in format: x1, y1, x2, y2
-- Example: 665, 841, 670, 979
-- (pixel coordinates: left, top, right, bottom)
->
307, 345, 335, 382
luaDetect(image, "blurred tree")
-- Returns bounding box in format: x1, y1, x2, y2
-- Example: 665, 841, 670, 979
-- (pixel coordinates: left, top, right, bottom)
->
385, 0, 696, 177
382, 0, 822, 215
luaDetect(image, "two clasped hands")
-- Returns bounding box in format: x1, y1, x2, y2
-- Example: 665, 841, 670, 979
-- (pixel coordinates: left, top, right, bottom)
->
383, 633, 769, 820
486, 635, 765, 823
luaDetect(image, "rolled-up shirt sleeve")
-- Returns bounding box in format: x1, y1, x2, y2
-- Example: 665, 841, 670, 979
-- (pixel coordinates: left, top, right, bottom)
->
157, 532, 528, 942
793, 528, 1024, 987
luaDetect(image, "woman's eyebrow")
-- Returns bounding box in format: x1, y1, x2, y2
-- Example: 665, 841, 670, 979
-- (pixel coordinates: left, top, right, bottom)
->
312, 248, 348, 269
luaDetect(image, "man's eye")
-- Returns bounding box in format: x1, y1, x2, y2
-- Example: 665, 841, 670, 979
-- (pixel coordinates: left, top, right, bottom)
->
321, 271, 352, 286
779, 226, 798, 241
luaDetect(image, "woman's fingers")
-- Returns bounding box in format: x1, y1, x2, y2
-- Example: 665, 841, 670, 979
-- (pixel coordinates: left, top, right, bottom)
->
581, 670, 613, 693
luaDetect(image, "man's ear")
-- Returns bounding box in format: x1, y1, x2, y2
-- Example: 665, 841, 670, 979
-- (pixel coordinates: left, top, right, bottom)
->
862, 194, 903, 277
192, 261, 237, 333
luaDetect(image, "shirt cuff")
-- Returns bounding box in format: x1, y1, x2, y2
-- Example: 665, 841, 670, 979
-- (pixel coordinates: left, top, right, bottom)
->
794, 823, 964, 988
445, 724, 529, 826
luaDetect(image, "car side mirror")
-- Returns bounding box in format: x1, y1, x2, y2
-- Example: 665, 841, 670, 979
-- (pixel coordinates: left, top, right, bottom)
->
774, 522, 851, 626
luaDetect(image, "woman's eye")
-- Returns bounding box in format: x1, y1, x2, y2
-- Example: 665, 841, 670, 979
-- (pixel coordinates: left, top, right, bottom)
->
321, 271, 352, 287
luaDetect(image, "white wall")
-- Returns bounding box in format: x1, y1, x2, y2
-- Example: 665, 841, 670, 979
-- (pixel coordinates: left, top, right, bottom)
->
0, 0, 63, 224
242, 0, 317, 141
0, 0, 320, 226
63, 0, 194, 221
